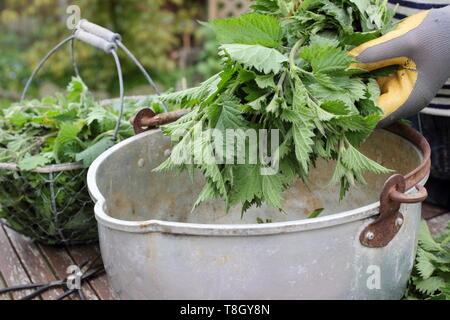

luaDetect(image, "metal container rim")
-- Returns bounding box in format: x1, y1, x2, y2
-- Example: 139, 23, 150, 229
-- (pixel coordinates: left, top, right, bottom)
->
87, 125, 429, 236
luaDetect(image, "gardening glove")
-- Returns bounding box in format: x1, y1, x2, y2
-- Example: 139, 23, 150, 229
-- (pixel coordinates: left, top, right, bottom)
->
349, 6, 450, 127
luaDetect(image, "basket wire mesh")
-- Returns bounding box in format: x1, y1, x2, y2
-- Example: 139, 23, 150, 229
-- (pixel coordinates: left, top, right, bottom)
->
0, 164, 97, 245
0, 20, 163, 245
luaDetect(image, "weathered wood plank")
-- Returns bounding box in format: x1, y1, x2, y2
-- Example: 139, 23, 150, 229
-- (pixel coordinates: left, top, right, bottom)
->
427, 212, 450, 236
0, 225, 33, 300
4, 228, 63, 300
38, 244, 99, 300
66, 245, 118, 300
0, 270, 11, 300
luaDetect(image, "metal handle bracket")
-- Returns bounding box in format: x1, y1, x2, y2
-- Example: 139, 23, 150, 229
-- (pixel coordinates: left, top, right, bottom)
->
360, 174, 428, 248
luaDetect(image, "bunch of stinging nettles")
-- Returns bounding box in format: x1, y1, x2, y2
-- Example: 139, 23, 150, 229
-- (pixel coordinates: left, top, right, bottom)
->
155, 0, 399, 214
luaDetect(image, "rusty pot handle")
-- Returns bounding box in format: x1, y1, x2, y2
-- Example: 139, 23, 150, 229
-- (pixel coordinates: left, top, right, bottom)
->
359, 123, 432, 248
131, 108, 190, 134
360, 174, 428, 248
390, 185, 428, 204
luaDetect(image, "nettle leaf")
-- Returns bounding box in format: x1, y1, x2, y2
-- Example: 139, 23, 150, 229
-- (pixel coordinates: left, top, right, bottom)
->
418, 221, 446, 253
366, 78, 381, 102
193, 182, 219, 210
308, 208, 324, 219
261, 173, 284, 210
18, 154, 52, 171
255, 75, 277, 89
333, 114, 370, 132
308, 76, 366, 108
344, 115, 381, 147
220, 44, 288, 74
349, 0, 370, 14
415, 277, 446, 296
314, 72, 345, 91
161, 108, 198, 138
320, 101, 350, 115
342, 30, 380, 46
341, 144, 393, 174
247, 94, 268, 111
208, 95, 248, 130
161, 73, 222, 105
301, 43, 353, 74
75, 136, 114, 167
229, 165, 263, 205
56, 122, 83, 145
53, 121, 84, 161
209, 13, 282, 48
243, 83, 266, 101
7, 136, 31, 152
416, 248, 436, 279
250, 0, 280, 15
330, 160, 356, 199
321, 0, 353, 33
66, 77, 88, 103
50, 109, 78, 122
292, 122, 315, 173
86, 105, 108, 125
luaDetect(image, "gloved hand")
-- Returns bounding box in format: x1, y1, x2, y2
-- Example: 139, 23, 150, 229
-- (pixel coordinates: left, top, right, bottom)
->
350, 5, 450, 127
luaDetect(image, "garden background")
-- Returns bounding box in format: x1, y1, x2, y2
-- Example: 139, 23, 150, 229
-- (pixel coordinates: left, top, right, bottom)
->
0, 0, 250, 108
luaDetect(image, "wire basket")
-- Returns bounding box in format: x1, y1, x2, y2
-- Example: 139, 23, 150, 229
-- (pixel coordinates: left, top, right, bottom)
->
0, 163, 96, 245
0, 20, 166, 245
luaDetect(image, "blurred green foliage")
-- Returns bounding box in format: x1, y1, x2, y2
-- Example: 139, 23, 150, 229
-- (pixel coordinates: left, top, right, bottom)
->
0, 0, 212, 103
189, 26, 222, 82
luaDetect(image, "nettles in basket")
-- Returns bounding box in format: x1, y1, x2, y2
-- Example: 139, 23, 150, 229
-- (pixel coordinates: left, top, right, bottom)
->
0, 78, 160, 244
155, 0, 397, 214
0, 77, 159, 169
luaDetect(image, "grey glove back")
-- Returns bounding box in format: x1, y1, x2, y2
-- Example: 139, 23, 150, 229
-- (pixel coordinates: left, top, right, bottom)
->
356, 5, 450, 126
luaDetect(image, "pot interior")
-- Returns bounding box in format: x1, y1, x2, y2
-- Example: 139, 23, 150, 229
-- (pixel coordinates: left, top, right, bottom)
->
94, 129, 422, 224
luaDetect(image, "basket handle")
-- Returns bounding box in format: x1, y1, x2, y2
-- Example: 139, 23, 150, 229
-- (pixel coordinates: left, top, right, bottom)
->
76, 19, 168, 112
78, 19, 121, 43
74, 29, 117, 53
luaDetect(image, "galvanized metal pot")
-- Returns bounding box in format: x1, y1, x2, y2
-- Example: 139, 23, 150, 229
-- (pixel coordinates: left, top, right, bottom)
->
87, 123, 430, 300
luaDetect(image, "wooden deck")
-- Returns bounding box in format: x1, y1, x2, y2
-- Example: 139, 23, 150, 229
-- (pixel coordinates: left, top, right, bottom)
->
0, 222, 118, 300
0, 204, 448, 300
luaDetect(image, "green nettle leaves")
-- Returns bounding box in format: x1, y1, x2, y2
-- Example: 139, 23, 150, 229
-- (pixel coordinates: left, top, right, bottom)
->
220, 44, 288, 75
75, 136, 115, 167
0, 77, 147, 171
209, 13, 282, 47
156, 0, 397, 213
18, 154, 52, 171
405, 221, 450, 300
300, 40, 354, 74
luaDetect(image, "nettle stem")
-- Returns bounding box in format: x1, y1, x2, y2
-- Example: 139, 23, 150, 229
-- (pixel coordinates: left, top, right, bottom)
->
289, 38, 305, 72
